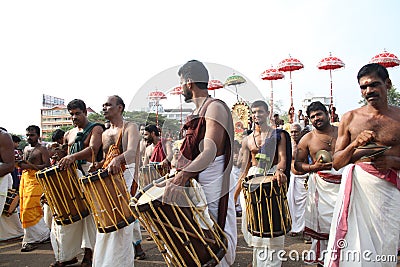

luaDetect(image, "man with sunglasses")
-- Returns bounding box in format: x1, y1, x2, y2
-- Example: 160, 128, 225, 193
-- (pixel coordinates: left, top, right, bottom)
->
325, 63, 400, 266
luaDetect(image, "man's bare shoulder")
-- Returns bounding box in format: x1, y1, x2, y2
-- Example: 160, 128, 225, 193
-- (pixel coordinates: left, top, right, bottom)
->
388, 105, 400, 119
341, 106, 368, 122
298, 131, 313, 146
124, 121, 139, 132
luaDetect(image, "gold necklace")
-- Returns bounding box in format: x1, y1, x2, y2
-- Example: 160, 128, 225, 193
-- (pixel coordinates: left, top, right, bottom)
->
313, 126, 334, 146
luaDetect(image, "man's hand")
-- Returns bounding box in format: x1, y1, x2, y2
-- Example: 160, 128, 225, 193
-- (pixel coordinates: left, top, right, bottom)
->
353, 130, 375, 148
88, 162, 100, 173
273, 169, 287, 186
162, 171, 190, 204
160, 159, 169, 169
58, 155, 76, 170
312, 154, 333, 171
107, 157, 123, 175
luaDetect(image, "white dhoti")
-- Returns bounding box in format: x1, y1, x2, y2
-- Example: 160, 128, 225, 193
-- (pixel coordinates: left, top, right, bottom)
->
325, 163, 400, 267
0, 172, 24, 241
230, 165, 241, 211
50, 164, 97, 262
93, 164, 136, 267
304, 170, 342, 265
287, 172, 308, 233
240, 166, 285, 267
198, 155, 237, 267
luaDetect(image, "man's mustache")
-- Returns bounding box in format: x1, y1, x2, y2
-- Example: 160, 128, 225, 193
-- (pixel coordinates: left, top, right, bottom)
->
366, 92, 379, 99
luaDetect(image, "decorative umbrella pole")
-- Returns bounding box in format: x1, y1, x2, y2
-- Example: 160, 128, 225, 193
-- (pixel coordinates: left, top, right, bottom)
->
207, 79, 224, 97
370, 49, 400, 68
224, 74, 247, 101
278, 55, 304, 124
260, 66, 284, 118
148, 91, 167, 127
317, 53, 345, 122
170, 86, 183, 128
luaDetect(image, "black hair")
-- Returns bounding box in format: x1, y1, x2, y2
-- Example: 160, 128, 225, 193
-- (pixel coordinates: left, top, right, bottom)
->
52, 129, 65, 142
178, 60, 209, 90
144, 124, 160, 136
357, 63, 389, 83
12, 135, 21, 143
67, 99, 87, 112
306, 101, 328, 117
26, 125, 40, 135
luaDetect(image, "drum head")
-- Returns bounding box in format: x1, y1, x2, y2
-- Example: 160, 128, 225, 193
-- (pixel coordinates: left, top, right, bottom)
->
36, 165, 61, 178
243, 174, 275, 192
81, 169, 109, 184
136, 185, 165, 206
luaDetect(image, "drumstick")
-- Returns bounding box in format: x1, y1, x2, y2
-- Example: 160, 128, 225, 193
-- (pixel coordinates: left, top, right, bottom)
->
156, 220, 217, 245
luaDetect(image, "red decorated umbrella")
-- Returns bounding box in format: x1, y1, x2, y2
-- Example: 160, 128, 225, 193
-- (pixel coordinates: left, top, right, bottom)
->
170, 86, 183, 128
148, 90, 167, 126
208, 79, 224, 97
369, 49, 400, 68
260, 66, 284, 118
317, 53, 345, 122
277, 55, 304, 123
224, 74, 247, 101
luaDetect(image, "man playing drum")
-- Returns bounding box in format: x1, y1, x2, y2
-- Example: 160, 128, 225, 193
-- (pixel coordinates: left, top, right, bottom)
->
18, 125, 51, 252
234, 100, 291, 267
0, 128, 24, 241
294, 101, 340, 265
164, 60, 237, 266
49, 99, 103, 267
91, 95, 141, 267
325, 63, 400, 266
143, 124, 172, 176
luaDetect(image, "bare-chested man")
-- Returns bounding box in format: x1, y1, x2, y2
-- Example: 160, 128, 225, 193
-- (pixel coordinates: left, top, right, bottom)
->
294, 101, 340, 265
92, 95, 142, 267
0, 128, 24, 241
18, 125, 50, 252
325, 63, 400, 266
50, 99, 103, 267
143, 124, 172, 174
234, 100, 291, 267
162, 60, 237, 266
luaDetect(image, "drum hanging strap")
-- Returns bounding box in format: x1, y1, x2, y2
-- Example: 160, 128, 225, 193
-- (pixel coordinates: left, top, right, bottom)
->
103, 122, 125, 172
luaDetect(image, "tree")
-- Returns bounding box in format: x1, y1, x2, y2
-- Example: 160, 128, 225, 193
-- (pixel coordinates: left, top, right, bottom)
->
88, 112, 106, 124
123, 111, 181, 136
358, 85, 400, 106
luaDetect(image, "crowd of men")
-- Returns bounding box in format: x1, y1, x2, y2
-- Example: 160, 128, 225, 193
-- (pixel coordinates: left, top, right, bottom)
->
1, 61, 399, 267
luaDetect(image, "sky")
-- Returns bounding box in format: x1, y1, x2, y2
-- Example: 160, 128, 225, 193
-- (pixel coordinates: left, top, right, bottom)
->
1, 0, 400, 135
